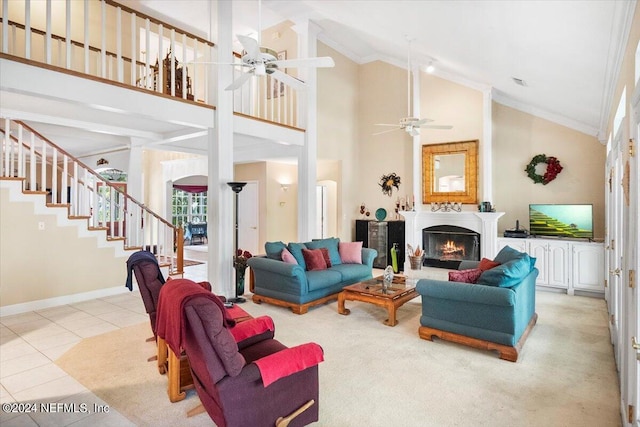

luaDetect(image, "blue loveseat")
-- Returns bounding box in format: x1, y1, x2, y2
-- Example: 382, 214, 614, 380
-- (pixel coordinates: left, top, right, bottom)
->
248, 238, 377, 314
416, 246, 538, 362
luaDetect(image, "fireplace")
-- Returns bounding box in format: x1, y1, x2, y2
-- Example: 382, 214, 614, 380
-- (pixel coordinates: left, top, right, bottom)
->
422, 225, 480, 269
401, 211, 504, 272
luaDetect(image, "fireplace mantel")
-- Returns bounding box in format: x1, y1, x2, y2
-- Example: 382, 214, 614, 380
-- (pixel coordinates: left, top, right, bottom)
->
401, 211, 504, 265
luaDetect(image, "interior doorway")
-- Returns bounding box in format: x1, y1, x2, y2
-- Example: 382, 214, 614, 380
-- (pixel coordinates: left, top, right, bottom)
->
316, 180, 337, 239
238, 181, 259, 256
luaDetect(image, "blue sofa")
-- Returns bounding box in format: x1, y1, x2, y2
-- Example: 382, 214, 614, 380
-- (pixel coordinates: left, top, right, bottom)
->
416, 246, 538, 362
248, 238, 377, 314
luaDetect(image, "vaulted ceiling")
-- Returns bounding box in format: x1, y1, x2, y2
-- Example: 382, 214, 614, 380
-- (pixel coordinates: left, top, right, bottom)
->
135, 0, 636, 140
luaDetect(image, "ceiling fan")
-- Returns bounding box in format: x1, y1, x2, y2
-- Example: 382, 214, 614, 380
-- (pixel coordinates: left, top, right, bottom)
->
373, 39, 452, 137
204, 0, 335, 91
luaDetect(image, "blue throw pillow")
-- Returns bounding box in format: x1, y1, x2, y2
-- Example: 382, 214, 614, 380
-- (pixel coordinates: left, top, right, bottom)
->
305, 237, 342, 266
265, 241, 286, 260
493, 245, 525, 264
287, 242, 308, 269
477, 254, 532, 288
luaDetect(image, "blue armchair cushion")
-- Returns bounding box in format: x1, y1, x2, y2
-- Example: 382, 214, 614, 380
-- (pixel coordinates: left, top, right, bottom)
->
330, 263, 373, 283
305, 238, 342, 266
306, 269, 343, 292
265, 241, 286, 260
287, 242, 308, 269
493, 245, 523, 264
477, 253, 532, 288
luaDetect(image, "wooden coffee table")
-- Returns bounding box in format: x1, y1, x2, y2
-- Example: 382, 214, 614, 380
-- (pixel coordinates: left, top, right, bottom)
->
337, 275, 418, 326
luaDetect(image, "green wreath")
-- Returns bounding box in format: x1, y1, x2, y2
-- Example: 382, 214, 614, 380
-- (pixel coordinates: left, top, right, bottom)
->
525, 154, 563, 185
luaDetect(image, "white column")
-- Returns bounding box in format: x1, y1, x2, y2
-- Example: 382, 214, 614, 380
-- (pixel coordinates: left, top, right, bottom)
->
208, 0, 234, 297
482, 87, 493, 203
412, 64, 422, 211
127, 140, 144, 201
292, 20, 320, 241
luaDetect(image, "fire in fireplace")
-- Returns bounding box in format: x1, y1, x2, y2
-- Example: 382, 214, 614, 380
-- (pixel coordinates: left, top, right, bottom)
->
422, 225, 480, 269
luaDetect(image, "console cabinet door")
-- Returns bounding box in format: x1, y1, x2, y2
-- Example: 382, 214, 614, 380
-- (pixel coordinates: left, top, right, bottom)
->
527, 240, 550, 287
572, 243, 605, 292
526, 241, 569, 290
547, 242, 570, 289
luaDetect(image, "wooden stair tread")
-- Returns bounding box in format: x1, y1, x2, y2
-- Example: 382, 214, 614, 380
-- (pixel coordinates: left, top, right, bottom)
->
69, 215, 91, 219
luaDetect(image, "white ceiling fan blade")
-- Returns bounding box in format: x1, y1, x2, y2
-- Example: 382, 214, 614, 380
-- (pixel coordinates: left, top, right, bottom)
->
414, 118, 434, 126
373, 127, 402, 136
374, 123, 401, 127
271, 69, 307, 91
237, 34, 260, 59
188, 61, 251, 67
272, 57, 335, 69
225, 71, 253, 91
422, 125, 453, 130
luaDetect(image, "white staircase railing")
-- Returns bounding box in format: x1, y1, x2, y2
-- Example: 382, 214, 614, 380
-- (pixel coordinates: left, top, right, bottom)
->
1, 118, 184, 273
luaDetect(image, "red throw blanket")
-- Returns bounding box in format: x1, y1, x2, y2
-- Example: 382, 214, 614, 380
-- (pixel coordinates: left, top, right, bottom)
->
156, 278, 234, 355
229, 316, 274, 343
253, 342, 324, 387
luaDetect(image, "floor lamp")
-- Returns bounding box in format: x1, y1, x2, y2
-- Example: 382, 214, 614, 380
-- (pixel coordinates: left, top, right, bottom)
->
228, 182, 247, 303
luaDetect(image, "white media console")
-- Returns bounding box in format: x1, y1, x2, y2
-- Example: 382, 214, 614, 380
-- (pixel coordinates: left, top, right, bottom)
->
497, 237, 604, 296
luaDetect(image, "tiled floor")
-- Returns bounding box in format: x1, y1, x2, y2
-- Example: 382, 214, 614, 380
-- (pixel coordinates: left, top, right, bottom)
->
0, 252, 208, 427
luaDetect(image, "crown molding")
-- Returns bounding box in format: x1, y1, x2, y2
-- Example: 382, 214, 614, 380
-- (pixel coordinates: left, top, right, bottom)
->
597, 0, 636, 140
492, 90, 599, 137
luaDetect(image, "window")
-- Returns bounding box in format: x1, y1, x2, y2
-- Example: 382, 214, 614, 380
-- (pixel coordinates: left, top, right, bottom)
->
172, 189, 207, 228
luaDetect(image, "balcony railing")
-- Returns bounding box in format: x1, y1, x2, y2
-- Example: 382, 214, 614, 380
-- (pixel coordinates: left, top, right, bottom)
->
0, 0, 302, 128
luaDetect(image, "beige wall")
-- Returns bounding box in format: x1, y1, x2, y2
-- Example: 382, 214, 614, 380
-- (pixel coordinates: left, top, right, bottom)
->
420, 73, 485, 201
0, 188, 127, 306
357, 61, 413, 225
317, 43, 360, 240
492, 103, 606, 238
144, 149, 196, 214
354, 61, 485, 226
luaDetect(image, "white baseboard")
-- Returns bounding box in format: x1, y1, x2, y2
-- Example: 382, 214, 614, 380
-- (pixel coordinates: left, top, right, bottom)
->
0, 282, 140, 317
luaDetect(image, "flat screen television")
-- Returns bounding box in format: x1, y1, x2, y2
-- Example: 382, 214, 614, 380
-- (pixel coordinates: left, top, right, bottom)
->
529, 204, 593, 239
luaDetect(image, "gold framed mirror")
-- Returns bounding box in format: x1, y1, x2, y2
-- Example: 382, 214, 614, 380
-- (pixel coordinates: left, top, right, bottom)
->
422, 140, 478, 204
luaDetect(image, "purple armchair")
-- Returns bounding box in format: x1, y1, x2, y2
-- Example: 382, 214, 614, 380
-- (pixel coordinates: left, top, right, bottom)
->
126, 250, 211, 338
126, 250, 165, 337
182, 295, 323, 427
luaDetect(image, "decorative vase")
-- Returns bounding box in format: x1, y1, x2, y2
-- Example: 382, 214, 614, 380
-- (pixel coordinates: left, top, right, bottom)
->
235, 268, 246, 296
382, 265, 394, 292
390, 243, 399, 273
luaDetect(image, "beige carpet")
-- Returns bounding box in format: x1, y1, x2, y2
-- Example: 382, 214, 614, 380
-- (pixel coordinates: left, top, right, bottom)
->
56, 291, 621, 427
